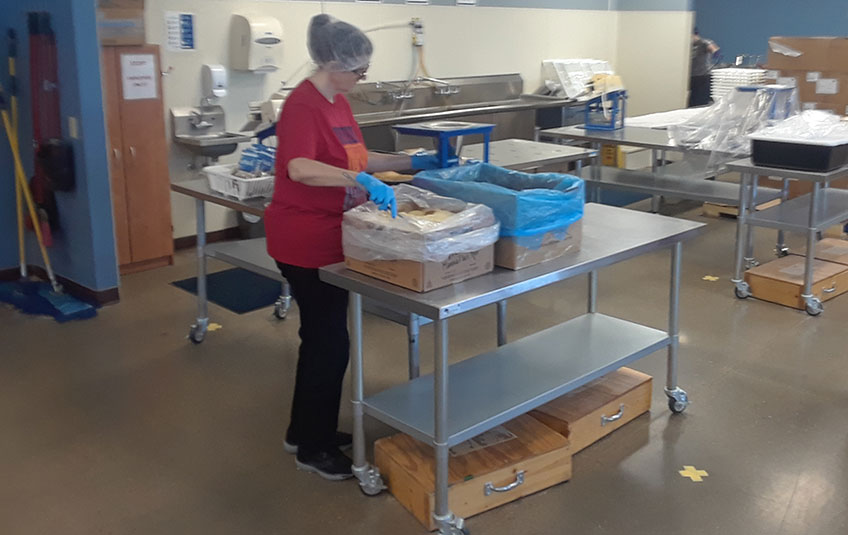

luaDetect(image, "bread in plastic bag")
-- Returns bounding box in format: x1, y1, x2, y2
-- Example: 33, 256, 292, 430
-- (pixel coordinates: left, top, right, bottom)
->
342, 184, 500, 263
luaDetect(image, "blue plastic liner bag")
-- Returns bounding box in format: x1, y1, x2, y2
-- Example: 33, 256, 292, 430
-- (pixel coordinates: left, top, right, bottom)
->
413, 162, 585, 251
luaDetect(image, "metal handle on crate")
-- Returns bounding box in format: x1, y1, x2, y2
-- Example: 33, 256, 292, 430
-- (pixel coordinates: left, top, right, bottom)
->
129, 146, 137, 159
823, 283, 837, 294
484, 471, 525, 496
601, 404, 625, 427
112, 148, 121, 161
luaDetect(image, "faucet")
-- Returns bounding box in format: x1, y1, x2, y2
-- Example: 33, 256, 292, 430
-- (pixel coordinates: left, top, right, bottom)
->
190, 98, 216, 129
416, 76, 461, 96
189, 109, 214, 129
375, 81, 415, 101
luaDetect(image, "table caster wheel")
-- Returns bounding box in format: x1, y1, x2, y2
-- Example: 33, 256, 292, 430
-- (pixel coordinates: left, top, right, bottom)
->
665, 387, 689, 414
273, 298, 290, 320
776, 246, 790, 258
734, 282, 751, 300
437, 515, 468, 535
189, 324, 206, 344
805, 297, 823, 316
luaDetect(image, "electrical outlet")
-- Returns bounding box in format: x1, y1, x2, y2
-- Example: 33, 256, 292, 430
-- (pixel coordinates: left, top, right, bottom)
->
411, 18, 424, 47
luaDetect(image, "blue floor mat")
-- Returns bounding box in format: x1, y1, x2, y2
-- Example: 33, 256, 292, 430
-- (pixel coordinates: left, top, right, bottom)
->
171, 268, 283, 315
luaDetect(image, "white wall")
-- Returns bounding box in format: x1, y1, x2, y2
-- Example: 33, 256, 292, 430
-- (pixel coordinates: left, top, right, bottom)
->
615, 10, 693, 116
143, 1, 687, 238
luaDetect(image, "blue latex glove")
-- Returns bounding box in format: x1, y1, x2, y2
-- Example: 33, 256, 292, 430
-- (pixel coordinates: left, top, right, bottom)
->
410, 153, 442, 170
356, 172, 397, 218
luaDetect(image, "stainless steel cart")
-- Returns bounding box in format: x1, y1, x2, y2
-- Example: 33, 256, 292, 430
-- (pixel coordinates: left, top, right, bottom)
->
320, 203, 704, 534
726, 158, 848, 316
540, 125, 784, 213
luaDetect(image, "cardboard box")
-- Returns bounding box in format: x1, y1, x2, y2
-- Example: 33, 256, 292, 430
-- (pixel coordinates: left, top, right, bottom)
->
744, 255, 848, 310
375, 414, 571, 530
495, 220, 582, 270
97, 0, 145, 46
530, 367, 651, 454
767, 37, 848, 73
796, 238, 848, 266
768, 69, 848, 115
345, 245, 494, 292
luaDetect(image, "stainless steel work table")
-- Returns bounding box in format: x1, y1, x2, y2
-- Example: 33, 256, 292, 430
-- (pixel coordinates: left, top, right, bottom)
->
540, 125, 783, 211
726, 158, 848, 316
171, 179, 433, 378
462, 138, 595, 172
320, 203, 705, 534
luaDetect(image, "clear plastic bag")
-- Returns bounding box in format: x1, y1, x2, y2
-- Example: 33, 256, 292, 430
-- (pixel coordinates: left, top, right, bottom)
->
342, 184, 500, 263
749, 110, 848, 144
668, 85, 800, 168
412, 163, 584, 240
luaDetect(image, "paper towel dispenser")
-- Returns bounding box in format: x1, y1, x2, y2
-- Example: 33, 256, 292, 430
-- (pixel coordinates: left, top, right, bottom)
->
230, 14, 282, 72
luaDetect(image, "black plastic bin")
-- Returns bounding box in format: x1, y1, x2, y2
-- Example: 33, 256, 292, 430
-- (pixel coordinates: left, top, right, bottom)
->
751, 138, 848, 172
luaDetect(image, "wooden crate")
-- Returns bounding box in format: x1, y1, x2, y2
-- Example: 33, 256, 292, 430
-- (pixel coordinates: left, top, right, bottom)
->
702, 198, 781, 219
744, 255, 848, 310
374, 415, 571, 530
529, 367, 652, 454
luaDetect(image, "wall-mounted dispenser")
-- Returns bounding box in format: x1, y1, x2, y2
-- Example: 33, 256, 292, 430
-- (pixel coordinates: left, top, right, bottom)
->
201, 64, 228, 100
230, 14, 283, 73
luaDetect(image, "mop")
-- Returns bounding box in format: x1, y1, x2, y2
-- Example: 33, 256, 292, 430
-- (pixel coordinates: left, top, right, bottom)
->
0, 32, 95, 322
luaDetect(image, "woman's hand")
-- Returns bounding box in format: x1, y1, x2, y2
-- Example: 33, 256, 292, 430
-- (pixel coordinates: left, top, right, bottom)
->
356, 172, 397, 217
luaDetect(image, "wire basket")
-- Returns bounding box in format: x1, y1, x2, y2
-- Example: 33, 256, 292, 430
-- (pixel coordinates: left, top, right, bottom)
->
203, 164, 275, 200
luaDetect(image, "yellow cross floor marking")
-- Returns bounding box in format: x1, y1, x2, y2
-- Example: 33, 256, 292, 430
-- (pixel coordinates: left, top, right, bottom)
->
702, 275, 720, 282
679, 465, 709, 482
207, 323, 223, 331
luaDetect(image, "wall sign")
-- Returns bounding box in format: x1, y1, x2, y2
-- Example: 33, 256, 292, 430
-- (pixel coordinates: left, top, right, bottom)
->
166, 12, 195, 51
121, 54, 158, 100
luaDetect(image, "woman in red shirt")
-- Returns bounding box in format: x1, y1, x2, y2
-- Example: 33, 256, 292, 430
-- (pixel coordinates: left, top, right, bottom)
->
266, 14, 437, 480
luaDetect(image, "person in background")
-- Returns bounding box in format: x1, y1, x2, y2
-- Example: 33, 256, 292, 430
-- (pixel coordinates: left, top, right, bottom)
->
689, 28, 719, 107
264, 14, 439, 481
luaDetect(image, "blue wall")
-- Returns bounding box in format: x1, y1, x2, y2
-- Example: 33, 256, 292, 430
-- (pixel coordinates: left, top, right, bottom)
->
695, 0, 848, 62
0, 0, 117, 292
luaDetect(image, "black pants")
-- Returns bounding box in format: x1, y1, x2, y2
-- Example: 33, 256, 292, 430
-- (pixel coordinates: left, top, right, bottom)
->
688, 75, 712, 108
277, 262, 349, 453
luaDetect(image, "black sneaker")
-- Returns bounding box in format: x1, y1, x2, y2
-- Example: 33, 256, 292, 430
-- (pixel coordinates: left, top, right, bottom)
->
295, 448, 353, 481
284, 432, 353, 455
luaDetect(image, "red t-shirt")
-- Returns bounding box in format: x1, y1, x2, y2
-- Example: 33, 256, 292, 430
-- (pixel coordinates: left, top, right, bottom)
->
265, 80, 368, 268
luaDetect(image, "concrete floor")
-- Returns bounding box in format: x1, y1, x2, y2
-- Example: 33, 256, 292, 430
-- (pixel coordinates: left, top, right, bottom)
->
2, 203, 847, 535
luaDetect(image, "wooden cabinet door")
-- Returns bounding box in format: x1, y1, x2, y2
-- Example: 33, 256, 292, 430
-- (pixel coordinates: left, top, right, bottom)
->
100, 47, 132, 266
116, 45, 173, 263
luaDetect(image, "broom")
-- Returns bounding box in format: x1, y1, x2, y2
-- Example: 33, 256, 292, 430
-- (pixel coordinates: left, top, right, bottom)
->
0, 76, 95, 321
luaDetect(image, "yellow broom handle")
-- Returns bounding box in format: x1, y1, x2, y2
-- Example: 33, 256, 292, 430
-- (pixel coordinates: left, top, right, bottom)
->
2, 108, 55, 277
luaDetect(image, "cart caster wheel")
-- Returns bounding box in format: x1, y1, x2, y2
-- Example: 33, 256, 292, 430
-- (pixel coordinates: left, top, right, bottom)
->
354, 465, 386, 496
668, 397, 688, 413
734, 282, 751, 300
805, 298, 823, 316
189, 325, 206, 344
776, 246, 790, 258
437, 515, 468, 535
665, 387, 689, 414
744, 258, 760, 269
359, 481, 384, 496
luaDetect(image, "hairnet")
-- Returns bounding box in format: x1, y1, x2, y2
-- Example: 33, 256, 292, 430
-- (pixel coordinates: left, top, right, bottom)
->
308, 14, 373, 72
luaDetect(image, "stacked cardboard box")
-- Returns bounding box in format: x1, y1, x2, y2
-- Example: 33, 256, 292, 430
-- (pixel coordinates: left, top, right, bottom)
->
765, 36, 848, 116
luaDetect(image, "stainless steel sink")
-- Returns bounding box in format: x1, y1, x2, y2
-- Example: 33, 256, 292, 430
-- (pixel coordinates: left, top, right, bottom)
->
171, 106, 251, 160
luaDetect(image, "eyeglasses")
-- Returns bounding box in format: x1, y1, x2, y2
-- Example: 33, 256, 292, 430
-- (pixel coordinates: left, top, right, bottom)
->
351, 65, 369, 80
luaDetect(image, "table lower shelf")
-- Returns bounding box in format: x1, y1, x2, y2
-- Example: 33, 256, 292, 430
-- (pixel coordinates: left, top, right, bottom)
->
363, 312, 670, 447
584, 165, 781, 206
745, 189, 848, 233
